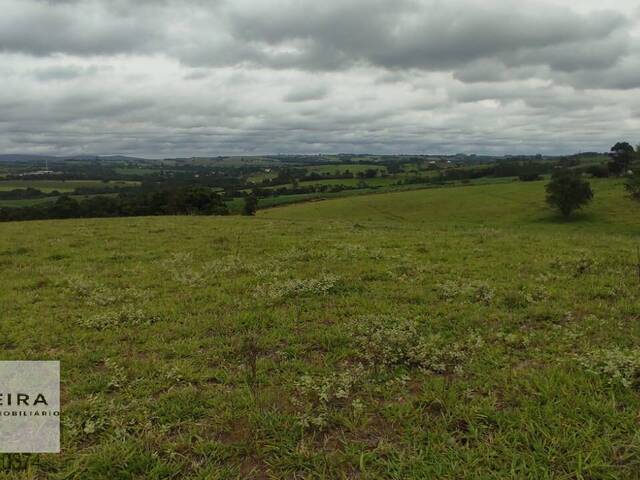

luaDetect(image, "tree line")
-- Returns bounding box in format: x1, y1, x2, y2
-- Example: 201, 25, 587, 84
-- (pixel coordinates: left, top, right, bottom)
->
0, 186, 228, 222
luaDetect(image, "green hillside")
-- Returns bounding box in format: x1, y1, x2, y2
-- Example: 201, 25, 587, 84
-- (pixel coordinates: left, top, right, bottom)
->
262, 178, 636, 232
3, 178, 640, 478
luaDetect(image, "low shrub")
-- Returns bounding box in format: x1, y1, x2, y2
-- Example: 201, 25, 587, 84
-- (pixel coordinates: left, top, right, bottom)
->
352, 316, 483, 374
293, 365, 364, 430
578, 348, 640, 388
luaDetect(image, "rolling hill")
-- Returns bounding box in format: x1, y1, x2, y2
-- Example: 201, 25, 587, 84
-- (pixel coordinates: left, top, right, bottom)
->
2, 178, 640, 478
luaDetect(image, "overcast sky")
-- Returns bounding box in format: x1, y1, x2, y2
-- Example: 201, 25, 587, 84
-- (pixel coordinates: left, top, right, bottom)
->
1, 0, 639, 157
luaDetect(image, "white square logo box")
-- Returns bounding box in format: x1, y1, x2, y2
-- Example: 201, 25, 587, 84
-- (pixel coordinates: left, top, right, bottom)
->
0, 361, 60, 453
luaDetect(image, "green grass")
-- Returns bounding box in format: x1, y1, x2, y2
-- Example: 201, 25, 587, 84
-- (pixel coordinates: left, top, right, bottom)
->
0, 180, 139, 193
0, 193, 120, 208
262, 177, 633, 231
2, 177, 640, 478
247, 171, 278, 183
302, 177, 397, 188
0, 197, 58, 207
256, 177, 399, 191
229, 180, 457, 213
304, 164, 388, 175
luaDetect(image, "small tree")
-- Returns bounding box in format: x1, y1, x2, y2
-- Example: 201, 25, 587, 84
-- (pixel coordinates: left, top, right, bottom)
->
545, 170, 593, 219
609, 142, 634, 176
243, 194, 258, 216
625, 172, 640, 202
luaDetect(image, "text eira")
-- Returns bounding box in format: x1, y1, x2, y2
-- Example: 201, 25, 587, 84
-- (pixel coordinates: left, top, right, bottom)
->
0, 393, 48, 406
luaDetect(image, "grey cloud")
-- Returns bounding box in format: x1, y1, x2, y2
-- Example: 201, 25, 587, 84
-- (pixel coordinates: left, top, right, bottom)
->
375, 72, 410, 84
1, 72, 634, 158
217, 1, 628, 73
501, 30, 630, 72
453, 60, 514, 84
0, 0, 639, 157
0, 0, 162, 56
558, 44, 640, 89
32, 66, 87, 81
284, 85, 329, 102
31, 65, 109, 81
1, 0, 632, 80
183, 69, 211, 81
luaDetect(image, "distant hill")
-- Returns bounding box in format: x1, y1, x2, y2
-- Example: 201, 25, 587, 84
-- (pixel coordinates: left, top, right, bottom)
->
0, 154, 59, 162
0, 154, 151, 163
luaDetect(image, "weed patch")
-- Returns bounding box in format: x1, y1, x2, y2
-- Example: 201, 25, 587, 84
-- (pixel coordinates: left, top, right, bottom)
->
577, 348, 640, 388
79, 306, 162, 330
352, 316, 483, 374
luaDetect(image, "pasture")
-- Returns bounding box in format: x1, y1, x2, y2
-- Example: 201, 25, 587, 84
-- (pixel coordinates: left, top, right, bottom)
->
2, 178, 640, 478
303, 164, 387, 175
0, 180, 139, 193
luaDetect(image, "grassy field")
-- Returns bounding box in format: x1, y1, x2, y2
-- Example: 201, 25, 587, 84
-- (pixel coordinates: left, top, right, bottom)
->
0, 197, 58, 207
0, 180, 139, 193
0, 193, 120, 208
2, 178, 640, 478
229, 180, 466, 213
262, 178, 631, 231
303, 164, 387, 175
252, 177, 399, 192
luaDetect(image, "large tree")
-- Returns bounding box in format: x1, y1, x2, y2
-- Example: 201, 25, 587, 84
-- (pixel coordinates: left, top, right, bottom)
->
609, 142, 634, 176
545, 170, 594, 219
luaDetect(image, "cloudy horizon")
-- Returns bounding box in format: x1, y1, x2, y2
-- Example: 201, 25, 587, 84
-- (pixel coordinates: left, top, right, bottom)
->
1, 0, 639, 158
